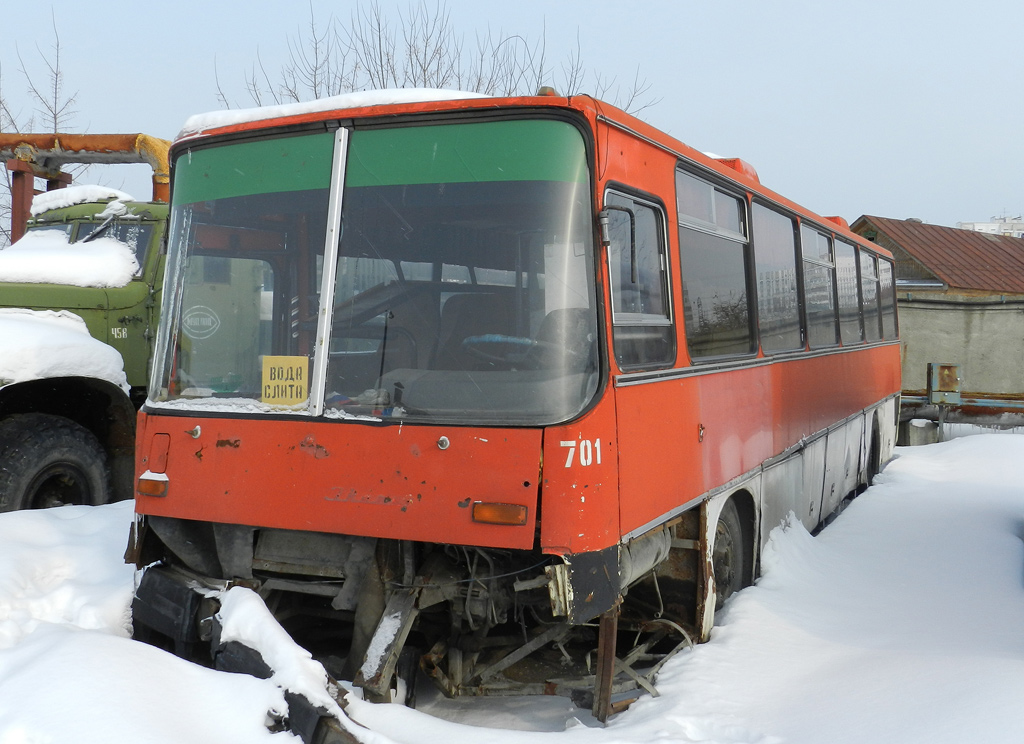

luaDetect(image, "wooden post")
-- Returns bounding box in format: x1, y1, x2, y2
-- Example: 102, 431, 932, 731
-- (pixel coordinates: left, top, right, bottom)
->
6, 159, 36, 244
592, 606, 619, 723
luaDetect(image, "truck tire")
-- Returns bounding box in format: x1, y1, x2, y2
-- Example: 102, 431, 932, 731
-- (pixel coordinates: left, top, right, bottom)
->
0, 413, 110, 511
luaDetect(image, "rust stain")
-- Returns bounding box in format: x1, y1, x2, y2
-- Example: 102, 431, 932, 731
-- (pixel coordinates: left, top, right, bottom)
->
325, 488, 416, 508
298, 436, 329, 459
216, 439, 241, 448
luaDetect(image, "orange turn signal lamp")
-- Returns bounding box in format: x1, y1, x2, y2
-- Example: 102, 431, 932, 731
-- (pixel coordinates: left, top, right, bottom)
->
136, 472, 169, 498
471, 501, 528, 526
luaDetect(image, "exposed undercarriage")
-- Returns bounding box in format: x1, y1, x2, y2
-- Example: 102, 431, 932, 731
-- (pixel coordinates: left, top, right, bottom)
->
129, 510, 706, 738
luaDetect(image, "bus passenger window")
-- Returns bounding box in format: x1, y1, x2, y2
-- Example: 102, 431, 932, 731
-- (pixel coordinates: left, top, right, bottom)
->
677, 170, 755, 359
752, 204, 801, 352
860, 251, 882, 341
878, 259, 897, 340
800, 225, 838, 348
835, 240, 863, 346
604, 191, 675, 370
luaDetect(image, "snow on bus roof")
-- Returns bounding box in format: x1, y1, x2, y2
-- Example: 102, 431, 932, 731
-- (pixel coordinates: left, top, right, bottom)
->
0, 309, 128, 391
179, 88, 489, 137
0, 230, 139, 288
31, 184, 135, 215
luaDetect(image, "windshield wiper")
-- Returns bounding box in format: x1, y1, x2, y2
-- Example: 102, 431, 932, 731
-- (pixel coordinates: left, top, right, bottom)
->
77, 214, 117, 243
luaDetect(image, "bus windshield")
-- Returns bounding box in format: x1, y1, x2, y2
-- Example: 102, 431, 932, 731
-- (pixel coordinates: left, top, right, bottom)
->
152, 117, 600, 426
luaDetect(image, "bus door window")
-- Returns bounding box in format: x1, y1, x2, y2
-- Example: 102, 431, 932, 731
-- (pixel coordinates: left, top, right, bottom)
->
752, 203, 802, 353
603, 191, 675, 370
835, 239, 864, 346
860, 251, 882, 342
800, 225, 839, 349
676, 170, 755, 360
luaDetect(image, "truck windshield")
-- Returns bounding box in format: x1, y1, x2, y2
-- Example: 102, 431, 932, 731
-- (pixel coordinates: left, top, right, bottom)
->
152, 118, 599, 426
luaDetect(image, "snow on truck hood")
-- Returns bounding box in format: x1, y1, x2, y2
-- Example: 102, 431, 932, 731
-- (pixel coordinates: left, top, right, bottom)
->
0, 229, 139, 288
0, 309, 128, 391
179, 88, 489, 136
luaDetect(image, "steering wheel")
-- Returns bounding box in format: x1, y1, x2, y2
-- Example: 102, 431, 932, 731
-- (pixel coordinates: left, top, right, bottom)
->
461, 334, 535, 365
461, 334, 584, 368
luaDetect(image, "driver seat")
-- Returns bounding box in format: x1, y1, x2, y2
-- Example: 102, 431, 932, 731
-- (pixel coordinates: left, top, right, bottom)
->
532, 307, 596, 371
433, 293, 516, 370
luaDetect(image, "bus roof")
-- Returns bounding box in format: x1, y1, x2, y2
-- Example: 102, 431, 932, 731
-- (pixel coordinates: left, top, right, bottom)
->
173, 89, 888, 258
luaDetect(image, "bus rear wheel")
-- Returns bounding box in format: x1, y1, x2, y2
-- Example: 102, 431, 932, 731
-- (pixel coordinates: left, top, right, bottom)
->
712, 499, 749, 609
0, 414, 109, 511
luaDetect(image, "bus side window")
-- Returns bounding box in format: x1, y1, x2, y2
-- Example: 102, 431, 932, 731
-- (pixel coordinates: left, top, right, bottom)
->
835, 240, 863, 346
860, 251, 882, 342
800, 225, 839, 349
878, 258, 898, 339
604, 191, 675, 370
752, 203, 802, 353
677, 170, 755, 360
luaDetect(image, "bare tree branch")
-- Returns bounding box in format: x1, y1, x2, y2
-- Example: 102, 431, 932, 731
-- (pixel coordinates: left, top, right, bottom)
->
18, 12, 78, 132
0, 15, 80, 247
225, 0, 659, 115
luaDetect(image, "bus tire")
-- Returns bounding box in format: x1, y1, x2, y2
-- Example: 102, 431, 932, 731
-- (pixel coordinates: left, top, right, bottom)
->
867, 420, 882, 486
712, 499, 749, 609
0, 414, 110, 511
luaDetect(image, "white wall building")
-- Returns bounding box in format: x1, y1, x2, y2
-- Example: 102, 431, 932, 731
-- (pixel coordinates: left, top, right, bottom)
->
956, 216, 1024, 238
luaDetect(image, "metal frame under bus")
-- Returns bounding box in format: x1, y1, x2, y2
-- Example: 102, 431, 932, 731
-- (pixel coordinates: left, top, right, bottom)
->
128, 92, 900, 735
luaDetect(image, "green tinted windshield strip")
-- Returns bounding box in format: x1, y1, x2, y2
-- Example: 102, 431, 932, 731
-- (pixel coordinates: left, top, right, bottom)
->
345, 119, 587, 187
173, 132, 335, 205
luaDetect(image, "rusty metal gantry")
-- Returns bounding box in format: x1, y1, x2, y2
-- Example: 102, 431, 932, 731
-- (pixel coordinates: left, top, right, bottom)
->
1, 133, 170, 243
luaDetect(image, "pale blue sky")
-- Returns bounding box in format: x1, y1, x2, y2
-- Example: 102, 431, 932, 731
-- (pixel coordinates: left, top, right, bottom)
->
2, 0, 1020, 227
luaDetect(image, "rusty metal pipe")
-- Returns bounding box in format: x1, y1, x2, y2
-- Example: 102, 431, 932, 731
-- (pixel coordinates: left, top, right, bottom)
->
0, 132, 170, 202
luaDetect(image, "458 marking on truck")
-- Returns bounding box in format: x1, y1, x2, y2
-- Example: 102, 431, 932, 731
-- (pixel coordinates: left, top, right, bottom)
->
111, 327, 128, 339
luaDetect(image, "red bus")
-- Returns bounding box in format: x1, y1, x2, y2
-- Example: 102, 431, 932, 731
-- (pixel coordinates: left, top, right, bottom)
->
129, 91, 900, 730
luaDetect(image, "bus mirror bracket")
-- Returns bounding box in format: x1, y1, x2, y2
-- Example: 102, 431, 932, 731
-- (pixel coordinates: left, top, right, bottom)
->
599, 205, 638, 283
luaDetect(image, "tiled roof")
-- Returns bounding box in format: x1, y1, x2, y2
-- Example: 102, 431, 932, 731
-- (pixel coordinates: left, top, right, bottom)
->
852, 215, 1024, 294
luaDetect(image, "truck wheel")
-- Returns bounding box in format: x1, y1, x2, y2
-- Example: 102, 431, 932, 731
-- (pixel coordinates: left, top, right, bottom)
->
0, 414, 110, 511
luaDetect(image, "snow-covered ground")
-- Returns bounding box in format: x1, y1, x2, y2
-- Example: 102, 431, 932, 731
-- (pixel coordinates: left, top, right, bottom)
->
2, 432, 1023, 743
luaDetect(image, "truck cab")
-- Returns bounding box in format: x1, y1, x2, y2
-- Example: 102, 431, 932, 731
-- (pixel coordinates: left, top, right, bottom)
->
0, 186, 167, 509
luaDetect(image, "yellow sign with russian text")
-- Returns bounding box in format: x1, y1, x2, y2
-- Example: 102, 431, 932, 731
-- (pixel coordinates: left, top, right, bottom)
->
261, 356, 308, 406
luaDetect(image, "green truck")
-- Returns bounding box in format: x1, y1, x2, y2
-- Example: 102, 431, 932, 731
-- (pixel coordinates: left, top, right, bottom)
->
0, 134, 169, 509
